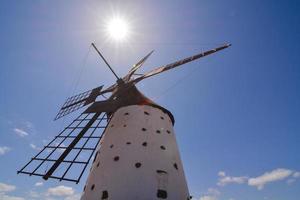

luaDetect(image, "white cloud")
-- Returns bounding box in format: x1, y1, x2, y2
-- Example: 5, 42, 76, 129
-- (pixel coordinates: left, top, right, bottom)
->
198, 187, 220, 200
217, 171, 248, 186
248, 168, 293, 190
200, 195, 217, 200
30, 144, 41, 151
34, 182, 43, 187
47, 185, 74, 197
0, 183, 16, 193
293, 171, 300, 178
0, 146, 11, 155
13, 128, 29, 137
65, 193, 81, 200
28, 191, 40, 198
0, 193, 25, 200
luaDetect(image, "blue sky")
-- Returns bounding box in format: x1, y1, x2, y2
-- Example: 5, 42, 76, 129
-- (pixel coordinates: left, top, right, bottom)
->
0, 0, 300, 200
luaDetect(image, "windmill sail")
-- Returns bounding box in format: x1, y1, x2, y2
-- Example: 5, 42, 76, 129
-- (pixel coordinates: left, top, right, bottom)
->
18, 112, 110, 183
124, 50, 154, 81
55, 86, 103, 120
132, 44, 231, 83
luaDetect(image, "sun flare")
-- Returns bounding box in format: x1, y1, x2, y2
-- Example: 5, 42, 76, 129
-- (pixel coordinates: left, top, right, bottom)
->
106, 17, 130, 41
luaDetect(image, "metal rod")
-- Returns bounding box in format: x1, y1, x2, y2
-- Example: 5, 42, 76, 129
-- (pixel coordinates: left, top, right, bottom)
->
91, 43, 120, 80
43, 112, 101, 180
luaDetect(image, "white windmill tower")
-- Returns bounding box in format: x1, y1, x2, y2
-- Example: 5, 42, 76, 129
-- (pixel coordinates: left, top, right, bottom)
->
18, 42, 231, 200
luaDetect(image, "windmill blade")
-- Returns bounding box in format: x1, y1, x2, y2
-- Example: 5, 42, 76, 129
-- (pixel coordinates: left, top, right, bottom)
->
18, 112, 110, 183
55, 86, 103, 120
124, 50, 154, 81
132, 44, 231, 83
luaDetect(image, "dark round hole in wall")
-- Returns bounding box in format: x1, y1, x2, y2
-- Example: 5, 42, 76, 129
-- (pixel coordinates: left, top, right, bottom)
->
160, 116, 164, 120
97, 162, 100, 167
135, 162, 142, 168
160, 145, 166, 150
167, 130, 171, 134
156, 130, 161, 134
123, 124, 127, 127
142, 142, 147, 146
110, 144, 114, 148
126, 142, 131, 145
91, 184, 95, 190
114, 156, 119, 161
142, 128, 147, 131
174, 163, 178, 170
144, 111, 150, 115
124, 112, 129, 115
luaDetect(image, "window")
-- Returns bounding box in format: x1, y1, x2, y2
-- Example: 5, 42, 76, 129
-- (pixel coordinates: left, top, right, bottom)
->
124, 112, 129, 115
142, 142, 147, 147
110, 144, 114, 148
142, 128, 147, 131
173, 163, 178, 170
160, 116, 164, 120
91, 184, 95, 190
144, 111, 150, 115
123, 124, 127, 127
114, 156, 119, 161
166, 130, 171, 134
135, 162, 142, 168
160, 146, 166, 150
101, 190, 108, 199
126, 142, 131, 145
157, 189, 167, 199
97, 162, 100, 167
156, 130, 161, 134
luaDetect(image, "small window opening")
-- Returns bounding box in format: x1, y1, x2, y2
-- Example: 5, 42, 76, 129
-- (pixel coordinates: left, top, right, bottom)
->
173, 163, 178, 170
144, 111, 150, 115
91, 184, 95, 190
157, 189, 167, 199
160, 145, 166, 150
126, 142, 131, 145
124, 112, 129, 115
123, 124, 127, 127
142, 128, 147, 131
110, 144, 114, 148
135, 162, 142, 168
156, 170, 167, 174
160, 116, 164, 120
114, 156, 119, 161
156, 130, 161, 134
166, 130, 171, 134
142, 142, 147, 146
97, 162, 100, 167
101, 190, 108, 199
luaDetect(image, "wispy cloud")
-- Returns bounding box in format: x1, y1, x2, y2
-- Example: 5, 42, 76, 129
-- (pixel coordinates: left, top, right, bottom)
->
199, 188, 220, 200
0, 182, 16, 193
0, 193, 25, 200
217, 171, 248, 186
248, 168, 293, 190
217, 168, 300, 190
30, 144, 41, 151
46, 185, 74, 197
34, 182, 43, 187
0, 146, 11, 155
13, 128, 29, 137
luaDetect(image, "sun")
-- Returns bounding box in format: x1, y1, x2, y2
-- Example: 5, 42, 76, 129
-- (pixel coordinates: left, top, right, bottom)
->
106, 17, 130, 41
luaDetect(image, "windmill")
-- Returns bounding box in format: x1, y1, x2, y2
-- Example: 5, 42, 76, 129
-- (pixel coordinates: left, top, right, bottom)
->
18, 42, 231, 200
